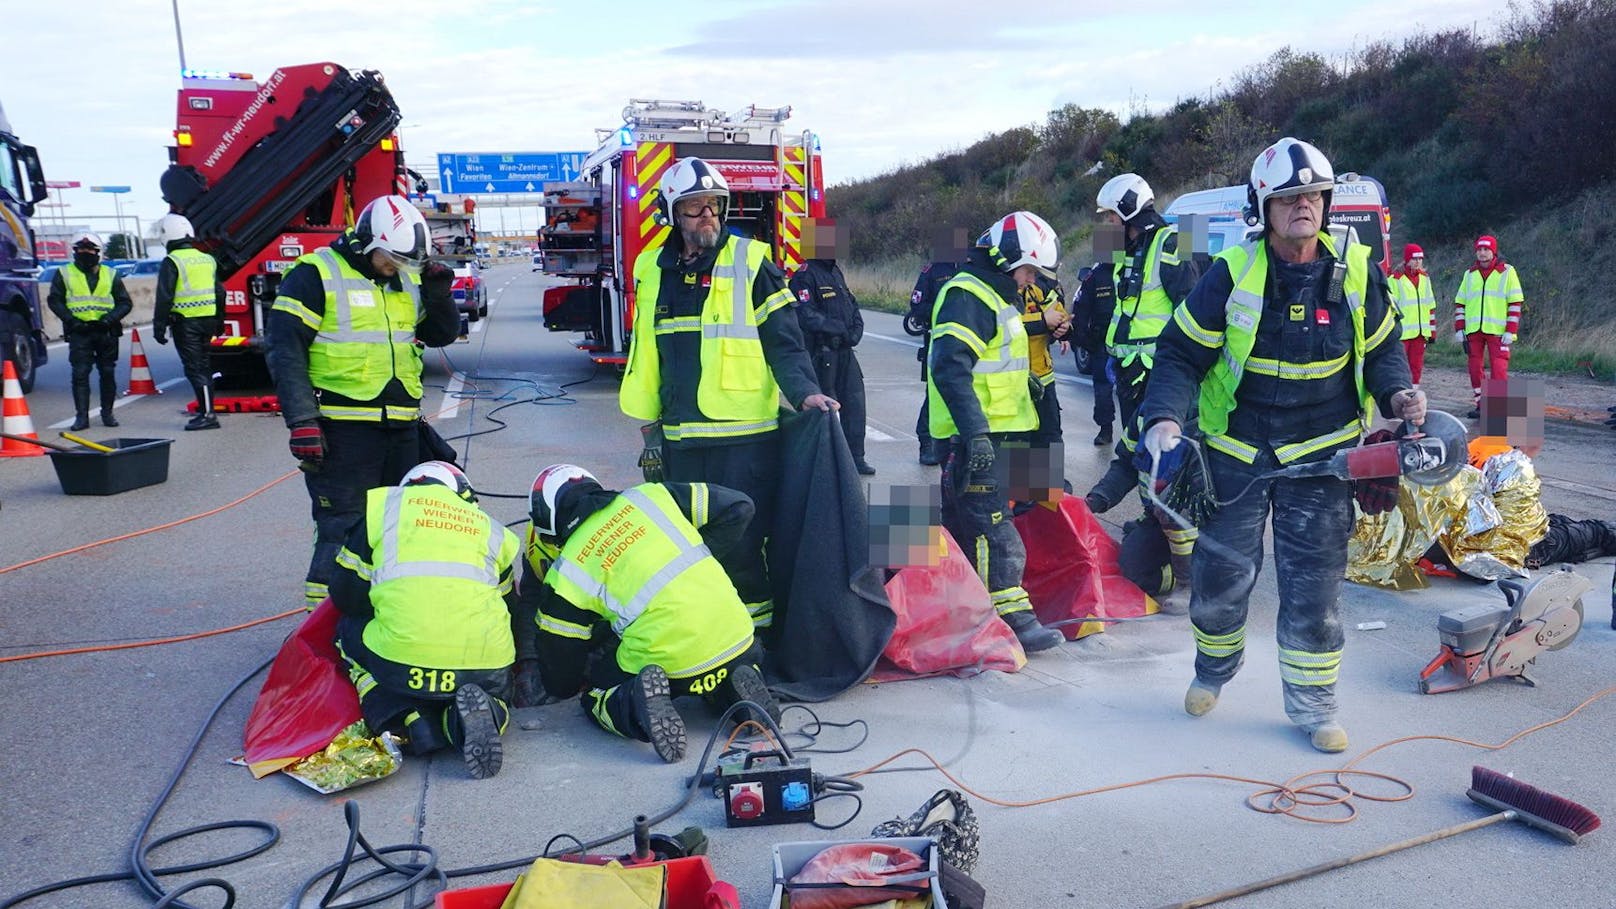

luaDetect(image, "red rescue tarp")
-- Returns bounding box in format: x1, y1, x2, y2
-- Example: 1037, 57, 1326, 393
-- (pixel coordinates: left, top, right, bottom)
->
870, 528, 1026, 680
1015, 496, 1155, 638
241, 600, 361, 778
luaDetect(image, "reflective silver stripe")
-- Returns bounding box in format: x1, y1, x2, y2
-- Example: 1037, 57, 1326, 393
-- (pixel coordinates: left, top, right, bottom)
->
654, 316, 703, 335
1245, 351, 1350, 379
370, 489, 501, 586
1194, 625, 1245, 659
973, 356, 1030, 374
662, 417, 778, 440
1278, 647, 1342, 686
1206, 433, 1260, 463
554, 557, 623, 616
310, 248, 423, 344
1274, 420, 1361, 464
609, 488, 714, 634
667, 635, 752, 679
692, 483, 710, 528
702, 238, 758, 340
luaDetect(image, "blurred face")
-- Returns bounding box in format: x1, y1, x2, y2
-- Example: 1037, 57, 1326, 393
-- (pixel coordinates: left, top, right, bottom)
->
1012, 264, 1041, 290
1408, 254, 1425, 272
1475, 246, 1495, 266
1267, 190, 1324, 243
675, 194, 723, 252
369, 249, 400, 278
1099, 211, 1123, 227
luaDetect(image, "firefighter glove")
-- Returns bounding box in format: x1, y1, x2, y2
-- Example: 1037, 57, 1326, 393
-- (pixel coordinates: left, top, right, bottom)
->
1503, 331, 1517, 346
1453, 330, 1466, 345
511, 658, 552, 708
422, 260, 455, 285
1354, 475, 1400, 516
288, 421, 325, 463
153, 324, 169, 345
638, 422, 665, 482
967, 435, 995, 474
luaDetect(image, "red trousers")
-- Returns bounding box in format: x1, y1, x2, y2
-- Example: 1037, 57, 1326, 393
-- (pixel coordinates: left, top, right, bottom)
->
1465, 332, 1508, 393
1402, 337, 1427, 384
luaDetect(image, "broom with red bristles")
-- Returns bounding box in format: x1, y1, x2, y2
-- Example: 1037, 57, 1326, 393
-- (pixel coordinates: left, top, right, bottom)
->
1161, 766, 1601, 908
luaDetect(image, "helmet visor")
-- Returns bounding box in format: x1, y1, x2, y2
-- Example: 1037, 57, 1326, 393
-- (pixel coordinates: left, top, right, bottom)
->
378, 245, 425, 275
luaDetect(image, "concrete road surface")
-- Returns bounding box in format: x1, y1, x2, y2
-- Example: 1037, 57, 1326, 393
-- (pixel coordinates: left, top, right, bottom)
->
2, 264, 1612, 908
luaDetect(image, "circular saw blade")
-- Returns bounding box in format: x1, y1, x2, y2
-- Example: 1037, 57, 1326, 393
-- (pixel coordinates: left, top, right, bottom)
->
1397, 409, 1468, 487
1546, 600, 1584, 651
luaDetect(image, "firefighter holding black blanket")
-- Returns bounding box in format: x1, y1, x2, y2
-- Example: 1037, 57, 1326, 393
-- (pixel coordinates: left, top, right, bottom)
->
926, 212, 1065, 654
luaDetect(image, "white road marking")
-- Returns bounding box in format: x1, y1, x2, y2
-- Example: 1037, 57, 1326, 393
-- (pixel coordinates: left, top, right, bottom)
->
438, 372, 465, 422
866, 426, 895, 442
47, 377, 188, 428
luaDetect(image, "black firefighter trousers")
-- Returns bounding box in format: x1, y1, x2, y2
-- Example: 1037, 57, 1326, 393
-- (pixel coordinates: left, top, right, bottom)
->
663, 434, 780, 629
66, 329, 119, 417
172, 318, 215, 411
1189, 448, 1352, 729
940, 434, 1033, 619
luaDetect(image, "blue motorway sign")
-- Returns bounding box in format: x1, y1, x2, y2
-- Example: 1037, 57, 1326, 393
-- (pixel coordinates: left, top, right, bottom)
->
437, 152, 590, 194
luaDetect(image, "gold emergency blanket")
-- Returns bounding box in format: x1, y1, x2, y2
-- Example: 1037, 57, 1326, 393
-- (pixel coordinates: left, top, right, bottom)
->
1444, 449, 1547, 580
283, 722, 402, 794
1348, 451, 1546, 589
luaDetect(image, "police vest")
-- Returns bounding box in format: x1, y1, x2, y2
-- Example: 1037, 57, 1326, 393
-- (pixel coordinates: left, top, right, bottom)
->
541, 484, 754, 678
1391, 271, 1435, 341
1106, 226, 1180, 368
273, 248, 425, 421
620, 237, 785, 442
1454, 264, 1522, 337
166, 247, 218, 318
1198, 233, 1376, 465
926, 271, 1037, 438
1019, 282, 1067, 384
354, 484, 519, 670
63, 266, 115, 322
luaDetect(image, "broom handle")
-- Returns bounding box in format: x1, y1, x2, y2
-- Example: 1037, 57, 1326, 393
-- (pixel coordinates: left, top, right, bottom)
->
1157, 812, 1513, 909
0, 431, 76, 452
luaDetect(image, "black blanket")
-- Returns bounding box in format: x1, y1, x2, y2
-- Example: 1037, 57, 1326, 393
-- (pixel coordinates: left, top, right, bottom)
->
764, 407, 895, 701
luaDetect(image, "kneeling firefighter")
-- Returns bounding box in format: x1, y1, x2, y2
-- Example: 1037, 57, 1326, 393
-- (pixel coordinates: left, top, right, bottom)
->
330, 461, 521, 780
519, 465, 781, 764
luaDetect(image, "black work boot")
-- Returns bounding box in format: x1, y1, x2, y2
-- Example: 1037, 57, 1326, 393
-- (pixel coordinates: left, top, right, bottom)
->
1093, 426, 1113, 447
630, 665, 687, 763
1000, 610, 1062, 653
722, 662, 782, 728
855, 458, 877, 476
100, 409, 119, 428
451, 683, 503, 780
69, 413, 90, 432
185, 412, 220, 431
918, 437, 941, 466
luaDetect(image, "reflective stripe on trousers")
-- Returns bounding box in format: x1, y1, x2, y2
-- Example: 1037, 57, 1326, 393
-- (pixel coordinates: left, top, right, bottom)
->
1188, 447, 1351, 728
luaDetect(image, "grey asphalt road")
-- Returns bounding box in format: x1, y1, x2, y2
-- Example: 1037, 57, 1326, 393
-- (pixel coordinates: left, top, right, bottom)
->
1, 264, 1612, 909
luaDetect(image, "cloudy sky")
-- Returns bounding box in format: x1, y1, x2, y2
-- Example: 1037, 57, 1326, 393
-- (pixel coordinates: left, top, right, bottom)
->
7, 0, 1504, 236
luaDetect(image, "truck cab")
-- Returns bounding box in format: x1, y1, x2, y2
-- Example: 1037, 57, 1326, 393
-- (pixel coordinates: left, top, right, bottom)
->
0, 100, 51, 392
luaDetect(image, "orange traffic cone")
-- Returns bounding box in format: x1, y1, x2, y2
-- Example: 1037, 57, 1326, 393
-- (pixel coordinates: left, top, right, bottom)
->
124, 327, 161, 396
0, 359, 44, 457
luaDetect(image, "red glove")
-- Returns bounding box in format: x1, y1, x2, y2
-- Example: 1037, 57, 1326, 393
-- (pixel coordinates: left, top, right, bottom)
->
288, 422, 325, 462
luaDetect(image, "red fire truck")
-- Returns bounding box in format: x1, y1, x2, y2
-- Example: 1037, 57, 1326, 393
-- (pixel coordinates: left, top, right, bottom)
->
159, 63, 412, 386
539, 99, 826, 366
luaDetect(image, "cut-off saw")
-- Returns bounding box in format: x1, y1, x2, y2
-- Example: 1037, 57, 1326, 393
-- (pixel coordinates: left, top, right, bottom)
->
1419, 570, 1590, 694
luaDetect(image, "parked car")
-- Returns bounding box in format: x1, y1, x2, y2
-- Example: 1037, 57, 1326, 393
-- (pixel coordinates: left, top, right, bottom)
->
452, 264, 488, 321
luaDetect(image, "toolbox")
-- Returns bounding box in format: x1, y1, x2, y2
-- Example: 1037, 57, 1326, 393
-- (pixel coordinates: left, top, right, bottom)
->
769, 837, 947, 909
47, 438, 173, 495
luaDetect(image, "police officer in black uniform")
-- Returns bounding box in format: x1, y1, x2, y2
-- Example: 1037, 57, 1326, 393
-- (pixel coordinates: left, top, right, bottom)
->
1070, 263, 1116, 446
790, 218, 872, 475
909, 227, 970, 465
46, 232, 132, 431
